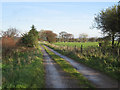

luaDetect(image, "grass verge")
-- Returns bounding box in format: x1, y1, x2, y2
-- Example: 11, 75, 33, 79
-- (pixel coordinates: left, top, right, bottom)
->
43, 45, 94, 88
2, 46, 45, 88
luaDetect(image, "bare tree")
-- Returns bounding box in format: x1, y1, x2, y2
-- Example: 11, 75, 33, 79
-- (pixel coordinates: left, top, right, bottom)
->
79, 33, 88, 42
0, 28, 19, 38
59, 31, 74, 42
64, 33, 74, 42
38, 30, 47, 41
59, 31, 68, 42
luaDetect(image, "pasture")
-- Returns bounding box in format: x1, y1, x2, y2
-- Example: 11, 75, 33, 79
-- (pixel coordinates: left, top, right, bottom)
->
54, 42, 99, 48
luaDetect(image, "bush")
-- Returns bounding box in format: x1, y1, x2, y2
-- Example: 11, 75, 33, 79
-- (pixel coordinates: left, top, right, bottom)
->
2, 37, 16, 48
20, 25, 39, 47
2, 36, 16, 58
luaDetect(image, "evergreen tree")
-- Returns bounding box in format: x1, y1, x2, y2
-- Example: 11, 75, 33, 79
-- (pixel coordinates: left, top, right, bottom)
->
21, 25, 39, 47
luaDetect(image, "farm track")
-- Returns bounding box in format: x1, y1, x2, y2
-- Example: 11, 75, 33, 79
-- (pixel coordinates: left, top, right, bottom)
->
44, 45, 119, 88
41, 46, 80, 88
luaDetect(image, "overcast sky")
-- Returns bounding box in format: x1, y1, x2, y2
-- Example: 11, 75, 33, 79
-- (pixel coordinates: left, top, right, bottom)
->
1, 1, 118, 38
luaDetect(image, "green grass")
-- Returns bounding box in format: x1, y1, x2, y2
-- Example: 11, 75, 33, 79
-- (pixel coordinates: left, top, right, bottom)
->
45, 43, 120, 80
53, 42, 98, 48
43, 45, 94, 88
2, 46, 45, 88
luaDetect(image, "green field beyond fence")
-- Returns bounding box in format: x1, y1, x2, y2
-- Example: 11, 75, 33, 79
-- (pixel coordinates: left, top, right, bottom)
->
54, 42, 99, 48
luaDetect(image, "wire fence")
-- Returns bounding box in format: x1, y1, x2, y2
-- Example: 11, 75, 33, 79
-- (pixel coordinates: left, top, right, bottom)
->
46, 43, 120, 59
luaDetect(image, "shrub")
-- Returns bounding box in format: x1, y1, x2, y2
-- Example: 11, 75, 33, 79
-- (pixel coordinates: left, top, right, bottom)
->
20, 25, 39, 47
2, 36, 16, 48
2, 36, 16, 58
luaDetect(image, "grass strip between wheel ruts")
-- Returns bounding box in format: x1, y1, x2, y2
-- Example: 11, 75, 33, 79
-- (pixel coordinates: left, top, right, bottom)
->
43, 45, 95, 88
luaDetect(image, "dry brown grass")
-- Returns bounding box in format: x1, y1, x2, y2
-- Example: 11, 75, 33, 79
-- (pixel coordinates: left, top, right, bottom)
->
2, 36, 17, 58
1, 36, 35, 59
2, 37, 16, 48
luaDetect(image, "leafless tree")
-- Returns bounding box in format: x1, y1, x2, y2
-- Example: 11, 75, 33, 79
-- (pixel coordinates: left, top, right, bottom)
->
0, 28, 20, 38
79, 33, 88, 42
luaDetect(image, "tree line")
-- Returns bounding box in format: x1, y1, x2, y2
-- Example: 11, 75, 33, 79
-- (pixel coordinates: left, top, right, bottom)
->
38, 30, 97, 42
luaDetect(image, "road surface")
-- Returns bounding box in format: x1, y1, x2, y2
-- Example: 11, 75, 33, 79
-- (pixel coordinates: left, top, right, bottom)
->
41, 46, 80, 88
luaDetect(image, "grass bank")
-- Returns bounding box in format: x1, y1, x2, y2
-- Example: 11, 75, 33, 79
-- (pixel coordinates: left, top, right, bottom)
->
2, 46, 45, 88
43, 45, 94, 88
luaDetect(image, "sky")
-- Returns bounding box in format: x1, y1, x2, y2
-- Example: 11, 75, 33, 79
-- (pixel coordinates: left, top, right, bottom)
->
1, 1, 118, 38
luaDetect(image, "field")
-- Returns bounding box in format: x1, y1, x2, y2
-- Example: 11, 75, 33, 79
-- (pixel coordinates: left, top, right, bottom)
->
54, 42, 99, 48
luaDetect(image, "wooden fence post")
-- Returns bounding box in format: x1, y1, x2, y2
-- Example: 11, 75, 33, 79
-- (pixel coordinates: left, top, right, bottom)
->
74, 45, 76, 52
67, 46, 68, 50
81, 45, 83, 53
117, 48, 120, 57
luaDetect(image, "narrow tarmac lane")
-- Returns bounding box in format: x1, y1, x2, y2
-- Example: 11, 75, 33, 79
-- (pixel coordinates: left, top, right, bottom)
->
41, 46, 80, 88
44, 45, 119, 88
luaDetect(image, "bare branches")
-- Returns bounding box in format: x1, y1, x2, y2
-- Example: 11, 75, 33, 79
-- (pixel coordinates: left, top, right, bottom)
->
0, 28, 20, 38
